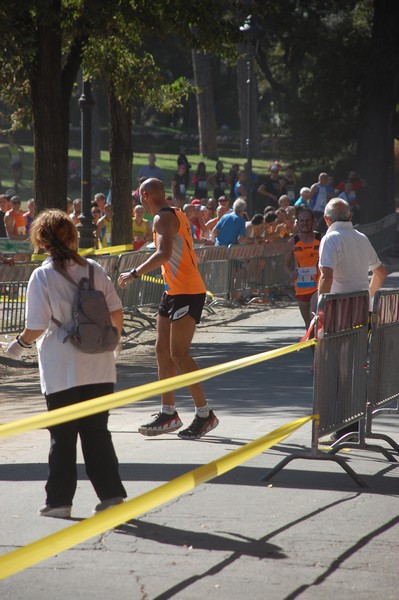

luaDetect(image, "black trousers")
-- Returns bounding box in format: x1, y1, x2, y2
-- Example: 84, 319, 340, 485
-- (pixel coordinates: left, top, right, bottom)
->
45, 383, 126, 507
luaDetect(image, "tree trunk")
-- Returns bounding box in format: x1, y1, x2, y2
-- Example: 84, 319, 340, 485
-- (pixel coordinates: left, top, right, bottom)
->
192, 50, 218, 159
237, 45, 260, 159
31, 17, 69, 213
30, 2, 83, 214
356, 0, 399, 223
108, 86, 133, 246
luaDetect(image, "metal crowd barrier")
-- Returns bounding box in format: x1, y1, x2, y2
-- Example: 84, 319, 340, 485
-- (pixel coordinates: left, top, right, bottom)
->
0, 262, 38, 283
224, 242, 290, 303
0, 241, 292, 332
115, 251, 162, 327
93, 254, 120, 285
3, 215, 395, 336
313, 292, 369, 437
0, 263, 39, 333
195, 245, 230, 304
263, 291, 370, 487
329, 289, 399, 460
367, 290, 399, 452
355, 212, 398, 255
368, 290, 399, 433
227, 244, 261, 302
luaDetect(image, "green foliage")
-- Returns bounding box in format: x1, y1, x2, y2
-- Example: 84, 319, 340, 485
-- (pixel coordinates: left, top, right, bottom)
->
85, 39, 191, 112
0, 1, 37, 129
100, 0, 240, 110
252, 0, 374, 160
0, 0, 390, 171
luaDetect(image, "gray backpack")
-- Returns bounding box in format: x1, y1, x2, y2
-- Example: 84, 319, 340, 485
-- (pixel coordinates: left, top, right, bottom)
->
52, 260, 119, 354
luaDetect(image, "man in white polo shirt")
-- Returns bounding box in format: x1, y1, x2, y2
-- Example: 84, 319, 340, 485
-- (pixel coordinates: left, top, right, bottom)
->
318, 198, 387, 298
318, 197, 387, 440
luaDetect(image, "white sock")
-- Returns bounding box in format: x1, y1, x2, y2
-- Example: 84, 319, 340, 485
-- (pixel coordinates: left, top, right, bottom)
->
161, 405, 176, 416
196, 403, 210, 418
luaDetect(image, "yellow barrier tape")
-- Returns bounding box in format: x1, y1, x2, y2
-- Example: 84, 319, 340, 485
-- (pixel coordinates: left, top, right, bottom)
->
0, 295, 26, 303
0, 339, 315, 439
91, 244, 133, 256
141, 274, 163, 284
0, 415, 313, 580
31, 254, 46, 261
78, 247, 96, 257
32, 244, 134, 261
31, 247, 96, 261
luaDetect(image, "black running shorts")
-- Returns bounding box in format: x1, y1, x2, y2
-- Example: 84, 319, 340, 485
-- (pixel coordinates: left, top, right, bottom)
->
158, 292, 206, 324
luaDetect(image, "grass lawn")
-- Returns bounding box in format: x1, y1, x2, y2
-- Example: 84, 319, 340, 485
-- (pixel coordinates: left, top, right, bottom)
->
0, 144, 278, 210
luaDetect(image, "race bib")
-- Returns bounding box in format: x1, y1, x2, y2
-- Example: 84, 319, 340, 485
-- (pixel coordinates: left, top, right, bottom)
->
297, 266, 317, 289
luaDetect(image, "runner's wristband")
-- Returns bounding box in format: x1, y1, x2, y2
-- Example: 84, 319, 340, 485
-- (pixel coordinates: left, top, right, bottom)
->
130, 268, 140, 279
16, 334, 33, 349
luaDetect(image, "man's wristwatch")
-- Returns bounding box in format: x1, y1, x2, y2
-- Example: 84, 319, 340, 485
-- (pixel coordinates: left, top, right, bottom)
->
130, 268, 140, 279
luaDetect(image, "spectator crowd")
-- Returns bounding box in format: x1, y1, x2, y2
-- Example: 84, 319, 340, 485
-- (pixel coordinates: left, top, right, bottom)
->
1, 149, 367, 258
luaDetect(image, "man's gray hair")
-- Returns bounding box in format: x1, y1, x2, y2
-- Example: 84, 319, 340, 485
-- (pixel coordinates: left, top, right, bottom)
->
324, 198, 351, 222
233, 197, 247, 214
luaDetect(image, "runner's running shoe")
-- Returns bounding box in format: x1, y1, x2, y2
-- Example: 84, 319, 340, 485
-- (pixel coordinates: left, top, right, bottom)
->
177, 410, 219, 440
138, 411, 183, 436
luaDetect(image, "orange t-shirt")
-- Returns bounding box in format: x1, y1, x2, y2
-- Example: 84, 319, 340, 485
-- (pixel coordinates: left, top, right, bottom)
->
6, 210, 26, 236
155, 207, 206, 296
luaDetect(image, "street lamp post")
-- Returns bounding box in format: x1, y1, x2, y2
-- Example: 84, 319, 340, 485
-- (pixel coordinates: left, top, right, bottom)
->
78, 79, 96, 248
240, 15, 260, 217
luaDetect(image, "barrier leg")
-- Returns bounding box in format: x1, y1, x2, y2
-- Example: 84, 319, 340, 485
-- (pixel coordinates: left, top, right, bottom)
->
327, 421, 398, 462
365, 404, 399, 454
261, 454, 299, 482
262, 452, 367, 488
366, 433, 399, 454
328, 439, 397, 462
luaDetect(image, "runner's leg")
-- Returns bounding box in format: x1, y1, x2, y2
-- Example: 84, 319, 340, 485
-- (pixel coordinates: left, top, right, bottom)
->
169, 313, 206, 408
155, 314, 176, 407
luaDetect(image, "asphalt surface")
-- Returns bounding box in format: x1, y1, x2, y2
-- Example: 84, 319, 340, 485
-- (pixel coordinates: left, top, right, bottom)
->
0, 273, 399, 599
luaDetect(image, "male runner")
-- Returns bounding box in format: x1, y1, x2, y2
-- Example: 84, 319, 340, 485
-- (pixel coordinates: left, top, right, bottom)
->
284, 208, 320, 329
118, 178, 219, 440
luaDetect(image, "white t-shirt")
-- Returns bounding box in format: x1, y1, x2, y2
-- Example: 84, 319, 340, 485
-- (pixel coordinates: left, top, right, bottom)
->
319, 221, 381, 294
26, 257, 122, 395
312, 185, 328, 213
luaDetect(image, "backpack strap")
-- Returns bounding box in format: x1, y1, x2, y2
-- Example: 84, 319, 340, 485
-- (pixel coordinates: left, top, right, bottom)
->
87, 260, 95, 290
52, 264, 80, 288
51, 259, 90, 327
52, 258, 92, 288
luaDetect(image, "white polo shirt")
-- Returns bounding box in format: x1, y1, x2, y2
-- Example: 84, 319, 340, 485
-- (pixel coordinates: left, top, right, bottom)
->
319, 221, 381, 294
26, 257, 122, 395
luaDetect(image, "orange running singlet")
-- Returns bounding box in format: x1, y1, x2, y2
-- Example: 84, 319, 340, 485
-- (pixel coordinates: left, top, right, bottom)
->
293, 233, 321, 296
6, 210, 26, 236
155, 207, 206, 295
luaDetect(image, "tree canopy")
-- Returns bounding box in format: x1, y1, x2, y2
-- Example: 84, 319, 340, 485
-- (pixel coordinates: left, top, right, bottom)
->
0, 0, 397, 224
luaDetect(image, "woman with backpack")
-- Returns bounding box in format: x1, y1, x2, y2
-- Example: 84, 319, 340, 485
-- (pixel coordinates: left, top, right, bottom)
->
5, 209, 126, 518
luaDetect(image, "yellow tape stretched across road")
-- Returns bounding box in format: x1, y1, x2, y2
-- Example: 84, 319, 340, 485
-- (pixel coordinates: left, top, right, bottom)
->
0, 339, 315, 439
0, 414, 313, 579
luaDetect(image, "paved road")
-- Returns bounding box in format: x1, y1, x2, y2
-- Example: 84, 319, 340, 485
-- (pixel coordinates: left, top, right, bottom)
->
1, 277, 398, 599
